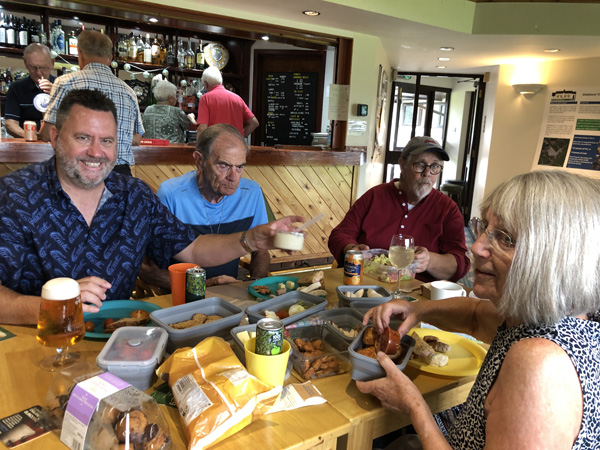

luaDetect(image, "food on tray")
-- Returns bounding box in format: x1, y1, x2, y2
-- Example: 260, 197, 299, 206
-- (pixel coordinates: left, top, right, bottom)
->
298, 270, 325, 289
263, 301, 308, 320
343, 287, 383, 298
362, 326, 379, 346
169, 313, 223, 329
85, 321, 95, 332
104, 310, 151, 333
427, 353, 449, 367
411, 332, 451, 366
253, 285, 271, 295
329, 321, 361, 339
357, 346, 378, 358
294, 337, 341, 379
236, 330, 256, 345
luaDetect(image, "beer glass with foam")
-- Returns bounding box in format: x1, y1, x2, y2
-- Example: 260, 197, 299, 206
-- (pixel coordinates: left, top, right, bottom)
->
37, 277, 85, 371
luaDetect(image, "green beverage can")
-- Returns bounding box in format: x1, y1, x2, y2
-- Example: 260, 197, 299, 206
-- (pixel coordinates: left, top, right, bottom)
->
185, 266, 206, 302
255, 318, 284, 355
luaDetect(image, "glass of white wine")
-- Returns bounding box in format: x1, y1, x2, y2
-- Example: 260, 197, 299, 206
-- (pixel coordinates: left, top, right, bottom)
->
37, 277, 86, 371
389, 234, 415, 297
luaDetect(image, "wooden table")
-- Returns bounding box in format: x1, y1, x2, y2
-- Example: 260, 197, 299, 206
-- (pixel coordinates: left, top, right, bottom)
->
0, 269, 478, 449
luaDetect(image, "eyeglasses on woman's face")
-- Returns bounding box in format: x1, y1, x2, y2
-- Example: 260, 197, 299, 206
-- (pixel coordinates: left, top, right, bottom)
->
469, 217, 516, 252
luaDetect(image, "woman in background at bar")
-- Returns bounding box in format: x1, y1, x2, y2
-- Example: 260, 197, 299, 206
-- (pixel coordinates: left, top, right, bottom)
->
143, 80, 195, 143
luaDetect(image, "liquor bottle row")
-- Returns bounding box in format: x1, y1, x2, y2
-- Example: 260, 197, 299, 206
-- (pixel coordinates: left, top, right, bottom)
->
0, 13, 47, 48
116, 33, 209, 70
0, 68, 27, 94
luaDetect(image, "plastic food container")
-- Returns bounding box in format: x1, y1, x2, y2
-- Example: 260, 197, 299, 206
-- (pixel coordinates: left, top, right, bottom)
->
349, 326, 415, 381
229, 324, 293, 380
349, 298, 390, 317
245, 290, 327, 325
362, 248, 399, 284
150, 297, 243, 353
96, 326, 168, 390
287, 324, 350, 380
336, 285, 392, 308
273, 231, 305, 251
319, 308, 365, 341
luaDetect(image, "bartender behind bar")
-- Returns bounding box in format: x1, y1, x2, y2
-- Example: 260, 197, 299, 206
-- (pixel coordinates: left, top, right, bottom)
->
4, 43, 55, 138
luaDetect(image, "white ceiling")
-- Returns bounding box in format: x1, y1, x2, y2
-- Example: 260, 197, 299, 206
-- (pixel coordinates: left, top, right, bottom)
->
196, 0, 600, 75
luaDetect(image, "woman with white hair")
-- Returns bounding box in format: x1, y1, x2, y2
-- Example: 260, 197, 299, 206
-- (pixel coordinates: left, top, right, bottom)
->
358, 170, 600, 449
143, 79, 195, 143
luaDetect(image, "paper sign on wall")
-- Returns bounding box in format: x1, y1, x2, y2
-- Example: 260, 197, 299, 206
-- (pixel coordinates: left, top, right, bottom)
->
532, 87, 600, 179
328, 84, 350, 121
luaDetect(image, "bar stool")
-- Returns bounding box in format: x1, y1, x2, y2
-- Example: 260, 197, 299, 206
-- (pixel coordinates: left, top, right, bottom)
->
440, 180, 466, 211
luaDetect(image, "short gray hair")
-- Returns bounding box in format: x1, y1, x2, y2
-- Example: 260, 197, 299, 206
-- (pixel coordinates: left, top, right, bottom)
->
196, 123, 248, 160
23, 43, 52, 61
77, 30, 113, 60
482, 170, 600, 325
153, 80, 177, 102
201, 65, 223, 88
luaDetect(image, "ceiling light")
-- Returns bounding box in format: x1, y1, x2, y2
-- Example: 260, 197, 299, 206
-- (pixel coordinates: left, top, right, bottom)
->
149, 17, 158, 23
261, 35, 269, 41
544, 48, 560, 53
438, 57, 450, 61
439, 47, 454, 52
303, 10, 320, 16
436, 66, 447, 69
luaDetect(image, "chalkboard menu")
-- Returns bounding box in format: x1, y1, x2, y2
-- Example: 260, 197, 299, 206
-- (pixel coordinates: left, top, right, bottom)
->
264, 72, 318, 146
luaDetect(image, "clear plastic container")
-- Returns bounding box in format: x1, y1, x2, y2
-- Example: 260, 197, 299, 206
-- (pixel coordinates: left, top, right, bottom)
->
362, 248, 399, 284
96, 326, 168, 390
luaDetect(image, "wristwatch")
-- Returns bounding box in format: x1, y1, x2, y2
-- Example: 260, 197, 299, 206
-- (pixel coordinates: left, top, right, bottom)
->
240, 230, 253, 253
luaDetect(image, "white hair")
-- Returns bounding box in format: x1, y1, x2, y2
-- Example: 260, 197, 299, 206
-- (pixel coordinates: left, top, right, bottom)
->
201, 65, 223, 88
152, 80, 177, 102
482, 170, 600, 325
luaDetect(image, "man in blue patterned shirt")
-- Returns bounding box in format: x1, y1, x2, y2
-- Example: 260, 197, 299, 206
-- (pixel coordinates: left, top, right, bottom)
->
0, 89, 302, 325
39, 30, 144, 176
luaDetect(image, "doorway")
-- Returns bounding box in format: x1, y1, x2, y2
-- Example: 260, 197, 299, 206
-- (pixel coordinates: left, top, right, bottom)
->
384, 73, 486, 223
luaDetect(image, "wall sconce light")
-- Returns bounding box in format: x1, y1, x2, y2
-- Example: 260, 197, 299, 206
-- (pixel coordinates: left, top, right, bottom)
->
512, 84, 545, 96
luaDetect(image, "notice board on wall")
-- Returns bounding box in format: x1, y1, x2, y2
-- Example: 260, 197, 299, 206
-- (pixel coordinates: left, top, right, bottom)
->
264, 72, 318, 146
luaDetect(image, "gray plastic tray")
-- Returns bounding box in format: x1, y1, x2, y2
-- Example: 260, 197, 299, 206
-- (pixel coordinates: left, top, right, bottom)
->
245, 290, 327, 325
349, 298, 390, 317
150, 297, 243, 353
349, 326, 415, 381
336, 285, 392, 308
319, 308, 365, 342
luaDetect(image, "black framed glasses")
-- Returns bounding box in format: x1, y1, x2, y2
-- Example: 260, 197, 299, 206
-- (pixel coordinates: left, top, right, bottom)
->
412, 162, 442, 175
469, 217, 516, 252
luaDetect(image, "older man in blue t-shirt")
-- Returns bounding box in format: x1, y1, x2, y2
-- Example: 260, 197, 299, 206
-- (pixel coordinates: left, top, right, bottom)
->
139, 123, 270, 289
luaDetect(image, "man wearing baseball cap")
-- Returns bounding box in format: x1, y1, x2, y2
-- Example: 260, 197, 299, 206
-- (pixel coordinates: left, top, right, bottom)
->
328, 136, 469, 283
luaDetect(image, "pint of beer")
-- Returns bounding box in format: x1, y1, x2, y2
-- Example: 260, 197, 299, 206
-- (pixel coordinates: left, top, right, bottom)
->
37, 277, 85, 348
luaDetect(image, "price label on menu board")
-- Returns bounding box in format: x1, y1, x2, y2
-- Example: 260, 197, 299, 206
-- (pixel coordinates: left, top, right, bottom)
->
264, 72, 318, 147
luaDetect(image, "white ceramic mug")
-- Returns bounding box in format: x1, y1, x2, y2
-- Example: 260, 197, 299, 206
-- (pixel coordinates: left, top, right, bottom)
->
430, 280, 466, 300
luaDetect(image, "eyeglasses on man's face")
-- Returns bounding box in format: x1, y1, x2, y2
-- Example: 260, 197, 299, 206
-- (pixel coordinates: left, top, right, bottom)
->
412, 161, 442, 175
469, 217, 516, 252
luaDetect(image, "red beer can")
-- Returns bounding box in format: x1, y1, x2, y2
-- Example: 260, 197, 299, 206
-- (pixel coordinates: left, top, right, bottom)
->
24, 121, 37, 142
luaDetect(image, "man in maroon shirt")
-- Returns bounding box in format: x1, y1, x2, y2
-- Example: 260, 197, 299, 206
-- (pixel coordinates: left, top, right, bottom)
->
328, 136, 469, 283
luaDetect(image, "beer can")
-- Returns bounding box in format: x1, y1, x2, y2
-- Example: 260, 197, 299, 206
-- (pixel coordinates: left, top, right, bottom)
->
343, 249, 363, 285
185, 266, 206, 302
255, 318, 284, 356
24, 121, 37, 142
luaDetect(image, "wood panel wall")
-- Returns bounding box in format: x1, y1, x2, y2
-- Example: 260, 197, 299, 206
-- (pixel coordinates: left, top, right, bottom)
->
133, 164, 354, 268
